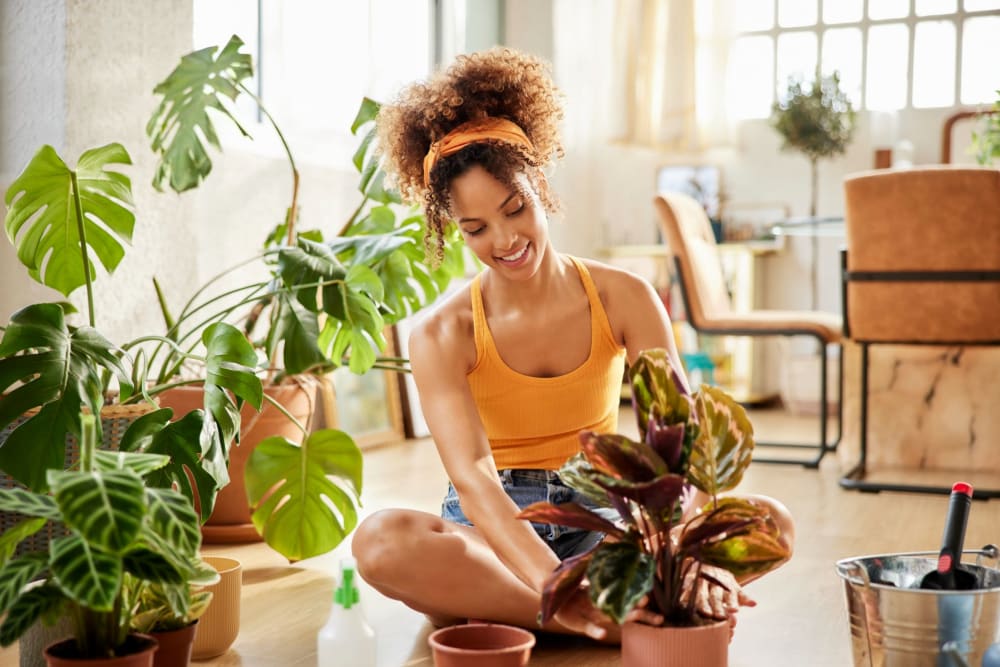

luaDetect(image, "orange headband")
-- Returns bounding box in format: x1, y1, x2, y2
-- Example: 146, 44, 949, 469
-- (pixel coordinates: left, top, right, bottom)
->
422, 117, 534, 187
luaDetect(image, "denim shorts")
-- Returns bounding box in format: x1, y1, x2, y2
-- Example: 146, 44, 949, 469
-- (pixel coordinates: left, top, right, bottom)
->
440, 469, 619, 561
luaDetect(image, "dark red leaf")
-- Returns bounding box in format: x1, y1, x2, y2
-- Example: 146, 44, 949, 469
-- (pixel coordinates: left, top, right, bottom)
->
517, 501, 625, 541
539, 548, 595, 624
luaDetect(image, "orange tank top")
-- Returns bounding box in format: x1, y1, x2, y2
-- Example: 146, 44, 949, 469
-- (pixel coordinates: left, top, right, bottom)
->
467, 256, 627, 470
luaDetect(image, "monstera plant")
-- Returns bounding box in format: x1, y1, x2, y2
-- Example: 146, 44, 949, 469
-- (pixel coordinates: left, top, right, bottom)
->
0, 139, 261, 517
138, 35, 471, 561
0, 415, 216, 662
520, 348, 790, 662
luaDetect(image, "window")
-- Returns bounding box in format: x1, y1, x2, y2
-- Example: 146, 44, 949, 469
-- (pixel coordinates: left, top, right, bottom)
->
727, 0, 1000, 118
193, 0, 434, 165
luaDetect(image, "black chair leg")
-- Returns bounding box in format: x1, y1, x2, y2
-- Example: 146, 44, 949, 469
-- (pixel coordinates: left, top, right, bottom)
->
839, 342, 1000, 499
755, 337, 841, 468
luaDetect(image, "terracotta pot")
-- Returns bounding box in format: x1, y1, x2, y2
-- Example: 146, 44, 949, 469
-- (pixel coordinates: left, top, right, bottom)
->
44, 634, 158, 667
427, 623, 535, 667
149, 622, 197, 667
190, 557, 242, 660
156, 382, 315, 542
621, 620, 729, 667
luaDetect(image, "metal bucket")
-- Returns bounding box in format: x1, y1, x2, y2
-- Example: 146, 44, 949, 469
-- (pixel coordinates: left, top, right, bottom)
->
836, 545, 1000, 667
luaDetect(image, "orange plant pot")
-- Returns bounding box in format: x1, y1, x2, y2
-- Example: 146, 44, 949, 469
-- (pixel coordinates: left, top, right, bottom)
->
156, 382, 314, 543
621, 620, 729, 667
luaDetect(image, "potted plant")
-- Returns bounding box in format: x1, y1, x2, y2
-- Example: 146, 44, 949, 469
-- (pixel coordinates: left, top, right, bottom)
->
518, 349, 791, 667
0, 141, 262, 523
141, 35, 471, 561
0, 414, 211, 666
770, 71, 856, 219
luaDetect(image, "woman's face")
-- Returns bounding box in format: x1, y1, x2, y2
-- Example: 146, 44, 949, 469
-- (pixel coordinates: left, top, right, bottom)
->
447, 165, 549, 279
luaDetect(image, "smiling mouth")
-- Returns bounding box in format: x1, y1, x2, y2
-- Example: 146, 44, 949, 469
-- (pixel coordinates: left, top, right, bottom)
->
496, 243, 529, 262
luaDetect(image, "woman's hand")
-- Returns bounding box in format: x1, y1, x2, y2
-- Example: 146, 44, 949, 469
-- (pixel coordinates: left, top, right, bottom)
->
680, 564, 756, 638
553, 588, 664, 641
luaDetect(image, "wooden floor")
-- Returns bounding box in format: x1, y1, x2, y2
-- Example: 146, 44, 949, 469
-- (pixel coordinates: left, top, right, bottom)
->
4, 406, 999, 667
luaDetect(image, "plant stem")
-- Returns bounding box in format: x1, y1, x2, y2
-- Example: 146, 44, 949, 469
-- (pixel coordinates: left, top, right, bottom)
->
80, 414, 97, 474
69, 171, 95, 327
337, 195, 370, 237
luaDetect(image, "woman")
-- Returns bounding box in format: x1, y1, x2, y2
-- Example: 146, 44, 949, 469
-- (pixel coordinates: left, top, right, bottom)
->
351, 47, 793, 641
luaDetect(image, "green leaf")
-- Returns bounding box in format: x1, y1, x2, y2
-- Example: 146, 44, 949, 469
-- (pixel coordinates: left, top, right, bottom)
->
143, 411, 224, 523
49, 469, 146, 553
557, 453, 617, 510
350, 97, 380, 135
0, 552, 48, 612
123, 547, 186, 585
517, 501, 625, 541
629, 349, 690, 443
351, 128, 375, 171
0, 583, 64, 647
269, 292, 327, 375
586, 542, 655, 625
0, 518, 47, 565
345, 264, 385, 303
143, 487, 201, 556
0, 303, 132, 491
49, 534, 122, 611
93, 450, 170, 476
246, 429, 363, 562
687, 385, 755, 497
201, 322, 262, 470
4, 143, 135, 296
0, 488, 60, 522
148, 35, 254, 193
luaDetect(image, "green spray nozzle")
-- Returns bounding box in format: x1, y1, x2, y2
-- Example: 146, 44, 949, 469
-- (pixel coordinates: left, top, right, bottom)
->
334, 558, 360, 609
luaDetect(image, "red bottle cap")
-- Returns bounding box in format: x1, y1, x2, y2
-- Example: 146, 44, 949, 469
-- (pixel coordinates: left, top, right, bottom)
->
952, 482, 973, 497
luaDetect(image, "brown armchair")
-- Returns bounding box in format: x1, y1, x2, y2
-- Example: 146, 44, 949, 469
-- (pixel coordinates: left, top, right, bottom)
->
654, 193, 843, 467
839, 166, 1000, 497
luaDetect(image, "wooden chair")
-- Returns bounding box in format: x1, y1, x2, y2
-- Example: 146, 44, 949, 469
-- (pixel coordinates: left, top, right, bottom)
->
654, 193, 843, 467
839, 166, 1000, 497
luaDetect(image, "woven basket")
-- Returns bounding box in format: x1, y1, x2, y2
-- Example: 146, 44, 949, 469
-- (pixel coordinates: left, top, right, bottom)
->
0, 402, 156, 556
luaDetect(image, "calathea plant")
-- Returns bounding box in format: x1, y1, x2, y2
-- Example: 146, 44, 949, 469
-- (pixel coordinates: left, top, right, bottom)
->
519, 349, 791, 627
0, 415, 217, 659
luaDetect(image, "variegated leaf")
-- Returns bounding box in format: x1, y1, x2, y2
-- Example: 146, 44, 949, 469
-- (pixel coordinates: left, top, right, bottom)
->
144, 487, 200, 557
49, 534, 122, 611
629, 348, 690, 442
0, 583, 64, 647
579, 431, 667, 483
686, 386, 755, 497
588, 470, 686, 519
123, 547, 186, 585
694, 498, 790, 579
586, 542, 656, 625
557, 453, 613, 508
517, 501, 625, 541
0, 552, 47, 612
0, 488, 60, 522
540, 548, 596, 624
49, 469, 145, 553
93, 450, 170, 476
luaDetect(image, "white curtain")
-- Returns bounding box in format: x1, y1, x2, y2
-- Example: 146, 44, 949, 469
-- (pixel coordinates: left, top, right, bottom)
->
612, 0, 735, 151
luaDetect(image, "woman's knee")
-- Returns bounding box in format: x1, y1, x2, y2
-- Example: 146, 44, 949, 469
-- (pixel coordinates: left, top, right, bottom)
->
352, 509, 433, 584
745, 494, 795, 553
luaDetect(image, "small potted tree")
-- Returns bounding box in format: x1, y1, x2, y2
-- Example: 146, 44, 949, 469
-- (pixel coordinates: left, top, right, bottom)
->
519, 349, 791, 667
0, 415, 212, 666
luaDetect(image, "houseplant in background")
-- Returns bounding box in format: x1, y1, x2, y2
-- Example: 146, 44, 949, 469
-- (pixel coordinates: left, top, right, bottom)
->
0, 414, 215, 666
770, 71, 856, 219
972, 89, 1000, 166
519, 349, 791, 667
142, 35, 471, 561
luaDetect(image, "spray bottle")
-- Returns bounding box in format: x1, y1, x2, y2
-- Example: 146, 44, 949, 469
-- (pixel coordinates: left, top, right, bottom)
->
317, 557, 376, 667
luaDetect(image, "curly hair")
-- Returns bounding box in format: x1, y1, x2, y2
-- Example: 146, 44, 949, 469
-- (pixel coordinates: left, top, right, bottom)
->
376, 47, 565, 261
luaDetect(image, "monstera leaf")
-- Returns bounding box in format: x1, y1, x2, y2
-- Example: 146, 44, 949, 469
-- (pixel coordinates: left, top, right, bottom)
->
4, 143, 135, 298
148, 34, 253, 193
686, 385, 755, 497
0, 303, 132, 491
246, 429, 363, 562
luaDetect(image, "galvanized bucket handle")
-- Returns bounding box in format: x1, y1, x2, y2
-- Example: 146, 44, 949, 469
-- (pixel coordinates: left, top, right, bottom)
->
975, 544, 999, 569
837, 545, 999, 590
